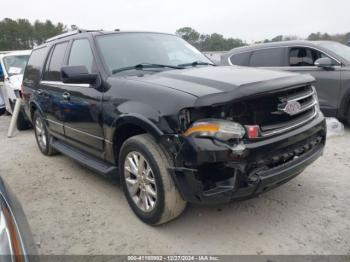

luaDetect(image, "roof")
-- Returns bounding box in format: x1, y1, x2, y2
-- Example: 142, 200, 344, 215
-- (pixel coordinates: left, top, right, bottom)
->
45, 29, 175, 42
33, 30, 176, 50
226, 40, 339, 54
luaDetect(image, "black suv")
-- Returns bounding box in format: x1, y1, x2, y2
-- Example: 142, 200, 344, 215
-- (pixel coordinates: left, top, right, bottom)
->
22, 30, 326, 225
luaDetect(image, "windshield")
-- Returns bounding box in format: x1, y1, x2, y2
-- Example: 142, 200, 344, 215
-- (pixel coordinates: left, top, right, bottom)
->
3, 55, 30, 76
318, 42, 350, 62
96, 33, 212, 73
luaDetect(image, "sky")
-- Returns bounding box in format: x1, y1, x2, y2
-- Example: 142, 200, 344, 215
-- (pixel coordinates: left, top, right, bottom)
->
1, 0, 349, 43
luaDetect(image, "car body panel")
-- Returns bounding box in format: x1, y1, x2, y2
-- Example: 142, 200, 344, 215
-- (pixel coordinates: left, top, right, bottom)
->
134, 66, 305, 97
0, 176, 37, 259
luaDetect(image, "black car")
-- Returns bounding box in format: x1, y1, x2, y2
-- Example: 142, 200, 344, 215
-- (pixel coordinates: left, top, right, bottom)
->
221, 40, 350, 124
22, 30, 326, 225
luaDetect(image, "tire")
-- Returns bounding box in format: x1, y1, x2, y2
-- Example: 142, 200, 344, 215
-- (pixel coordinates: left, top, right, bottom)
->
33, 110, 56, 156
16, 110, 31, 130
119, 134, 186, 225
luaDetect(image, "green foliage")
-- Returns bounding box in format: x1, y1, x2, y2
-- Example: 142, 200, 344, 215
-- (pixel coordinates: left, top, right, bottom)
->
176, 27, 246, 51
307, 32, 350, 44
175, 27, 200, 46
0, 18, 66, 51
256, 35, 299, 44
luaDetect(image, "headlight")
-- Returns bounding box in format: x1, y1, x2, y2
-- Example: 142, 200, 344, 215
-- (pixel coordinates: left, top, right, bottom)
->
183, 119, 246, 141
0, 195, 25, 258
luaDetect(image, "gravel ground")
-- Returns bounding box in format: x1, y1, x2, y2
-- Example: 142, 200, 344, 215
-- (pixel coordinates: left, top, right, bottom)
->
0, 115, 349, 255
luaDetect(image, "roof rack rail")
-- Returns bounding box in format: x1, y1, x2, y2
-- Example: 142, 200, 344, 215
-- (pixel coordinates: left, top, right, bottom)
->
45, 29, 87, 43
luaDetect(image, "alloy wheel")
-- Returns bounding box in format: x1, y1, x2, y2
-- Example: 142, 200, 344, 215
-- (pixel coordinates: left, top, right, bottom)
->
124, 151, 157, 212
35, 117, 47, 150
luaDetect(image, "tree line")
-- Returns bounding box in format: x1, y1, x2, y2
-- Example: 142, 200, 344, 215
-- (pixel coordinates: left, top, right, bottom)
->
175, 27, 246, 52
176, 27, 350, 51
0, 18, 65, 50
0, 18, 349, 52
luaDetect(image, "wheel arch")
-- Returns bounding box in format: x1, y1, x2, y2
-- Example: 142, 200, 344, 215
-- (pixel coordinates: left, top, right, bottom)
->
339, 88, 350, 119
111, 114, 165, 164
29, 100, 45, 122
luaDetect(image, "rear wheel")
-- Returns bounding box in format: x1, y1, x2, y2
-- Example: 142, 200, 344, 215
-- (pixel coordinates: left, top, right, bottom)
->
16, 110, 31, 130
33, 111, 56, 156
119, 134, 186, 225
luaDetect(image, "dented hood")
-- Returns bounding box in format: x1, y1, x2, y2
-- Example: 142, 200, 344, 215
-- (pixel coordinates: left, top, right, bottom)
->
128, 66, 315, 106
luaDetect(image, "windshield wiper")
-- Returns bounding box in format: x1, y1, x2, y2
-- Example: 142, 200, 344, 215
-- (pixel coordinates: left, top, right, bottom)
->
178, 61, 216, 67
112, 63, 184, 74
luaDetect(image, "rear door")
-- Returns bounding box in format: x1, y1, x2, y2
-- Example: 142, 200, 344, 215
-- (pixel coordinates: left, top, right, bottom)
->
248, 47, 286, 69
39, 41, 69, 136
60, 38, 104, 158
282, 46, 342, 116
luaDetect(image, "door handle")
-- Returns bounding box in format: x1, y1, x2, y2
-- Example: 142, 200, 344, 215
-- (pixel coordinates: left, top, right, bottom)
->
62, 92, 70, 100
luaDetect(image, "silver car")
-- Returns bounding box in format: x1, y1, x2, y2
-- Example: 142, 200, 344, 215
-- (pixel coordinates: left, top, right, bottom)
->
221, 40, 350, 124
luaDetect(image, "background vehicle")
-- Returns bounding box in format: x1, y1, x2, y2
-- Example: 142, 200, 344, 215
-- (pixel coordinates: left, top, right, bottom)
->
0, 91, 5, 116
0, 50, 32, 129
0, 176, 37, 261
221, 41, 350, 124
22, 30, 326, 225
0, 60, 6, 115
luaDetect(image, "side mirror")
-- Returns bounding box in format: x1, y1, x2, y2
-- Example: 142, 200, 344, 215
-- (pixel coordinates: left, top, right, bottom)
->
314, 57, 334, 69
61, 66, 97, 85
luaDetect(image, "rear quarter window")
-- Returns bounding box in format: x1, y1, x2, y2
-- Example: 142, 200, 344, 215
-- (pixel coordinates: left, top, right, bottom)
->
249, 48, 284, 67
23, 47, 48, 88
229, 52, 250, 66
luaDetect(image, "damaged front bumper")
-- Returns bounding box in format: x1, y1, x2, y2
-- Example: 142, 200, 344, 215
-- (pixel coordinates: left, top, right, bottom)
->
163, 113, 326, 204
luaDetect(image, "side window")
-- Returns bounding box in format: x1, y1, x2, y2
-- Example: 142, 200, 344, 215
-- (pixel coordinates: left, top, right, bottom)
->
249, 48, 284, 67
43, 42, 68, 81
23, 47, 48, 88
229, 52, 250, 66
288, 47, 336, 67
68, 39, 95, 73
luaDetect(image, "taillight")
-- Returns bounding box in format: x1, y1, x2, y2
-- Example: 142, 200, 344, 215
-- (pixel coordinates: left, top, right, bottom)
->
20, 84, 24, 99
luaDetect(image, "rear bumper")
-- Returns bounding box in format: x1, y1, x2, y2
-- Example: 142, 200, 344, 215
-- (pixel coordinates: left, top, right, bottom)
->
166, 112, 326, 204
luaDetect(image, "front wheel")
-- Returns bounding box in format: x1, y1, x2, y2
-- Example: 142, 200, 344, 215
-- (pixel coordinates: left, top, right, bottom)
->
119, 134, 186, 225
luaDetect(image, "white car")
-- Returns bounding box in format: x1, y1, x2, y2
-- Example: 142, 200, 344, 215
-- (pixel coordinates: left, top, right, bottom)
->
0, 50, 32, 129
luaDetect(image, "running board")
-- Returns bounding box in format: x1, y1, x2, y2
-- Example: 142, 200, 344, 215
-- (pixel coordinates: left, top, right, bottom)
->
51, 139, 118, 178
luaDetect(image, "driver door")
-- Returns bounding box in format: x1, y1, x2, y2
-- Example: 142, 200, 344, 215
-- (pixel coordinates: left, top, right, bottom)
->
60, 38, 105, 158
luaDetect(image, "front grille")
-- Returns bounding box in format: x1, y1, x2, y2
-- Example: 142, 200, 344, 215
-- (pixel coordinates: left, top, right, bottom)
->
227, 85, 318, 137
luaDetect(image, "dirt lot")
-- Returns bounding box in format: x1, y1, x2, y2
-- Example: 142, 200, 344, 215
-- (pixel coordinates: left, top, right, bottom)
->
0, 115, 349, 255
